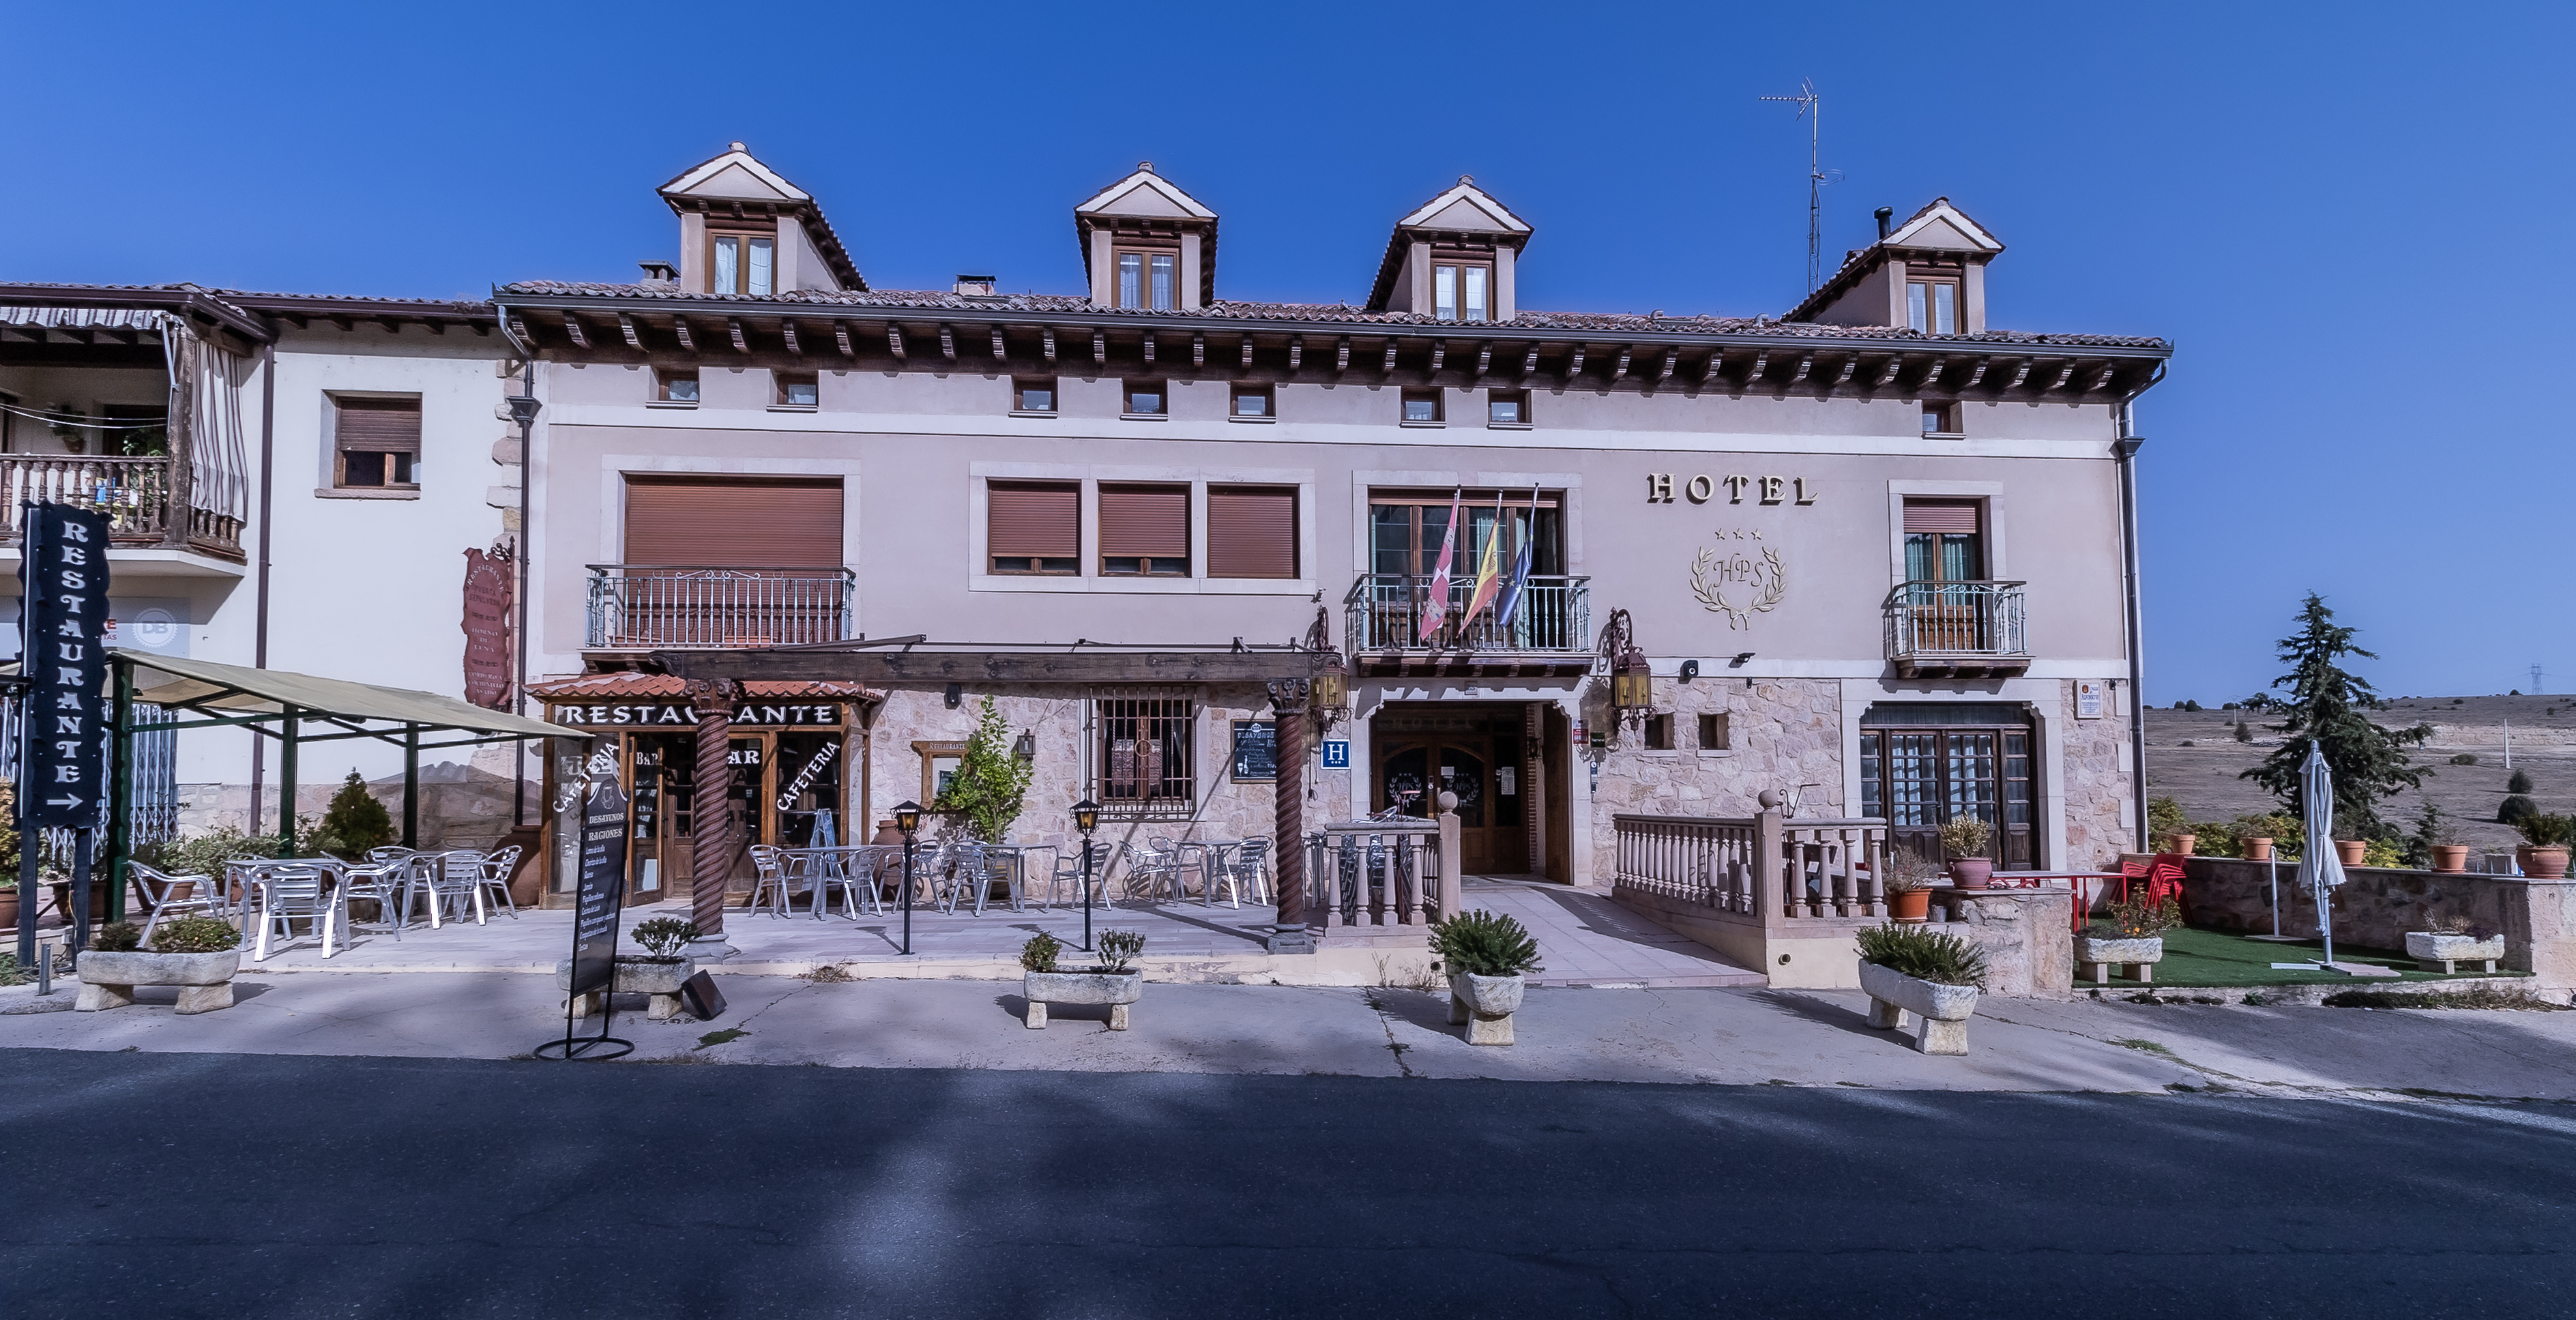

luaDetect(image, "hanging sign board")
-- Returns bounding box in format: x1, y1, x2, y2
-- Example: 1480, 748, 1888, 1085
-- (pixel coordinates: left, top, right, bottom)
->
460, 548, 515, 711
19, 502, 112, 827
568, 759, 630, 1001
1230, 719, 1279, 782
549, 702, 843, 729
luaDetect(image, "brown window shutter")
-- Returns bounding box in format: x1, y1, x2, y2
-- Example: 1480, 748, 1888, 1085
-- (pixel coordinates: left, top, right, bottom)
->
624, 478, 843, 567
988, 482, 1079, 558
336, 398, 421, 452
1099, 484, 1188, 558
1208, 486, 1296, 578
1902, 500, 1981, 535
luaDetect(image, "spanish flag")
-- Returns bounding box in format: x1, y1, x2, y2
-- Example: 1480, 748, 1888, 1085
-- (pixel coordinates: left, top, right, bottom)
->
1463, 491, 1506, 626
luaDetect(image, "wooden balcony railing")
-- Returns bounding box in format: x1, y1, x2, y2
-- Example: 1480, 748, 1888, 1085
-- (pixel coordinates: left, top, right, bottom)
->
585, 565, 857, 649
0, 456, 241, 557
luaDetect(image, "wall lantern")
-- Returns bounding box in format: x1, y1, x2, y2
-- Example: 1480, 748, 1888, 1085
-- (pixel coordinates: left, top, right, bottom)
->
1012, 729, 1036, 761
1603, 608, 1652, 729
1311, 652, 1348, 729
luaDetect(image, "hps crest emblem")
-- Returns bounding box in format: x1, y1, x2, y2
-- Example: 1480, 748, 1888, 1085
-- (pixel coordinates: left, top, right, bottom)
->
1690, 529, 1785, 629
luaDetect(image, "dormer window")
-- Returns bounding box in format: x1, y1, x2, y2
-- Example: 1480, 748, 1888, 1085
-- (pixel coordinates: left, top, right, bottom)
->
711, 231, 776, 296
1433, 260, 1491, 323
1907, 278, 1959, 335
1114, 246, 1177, 310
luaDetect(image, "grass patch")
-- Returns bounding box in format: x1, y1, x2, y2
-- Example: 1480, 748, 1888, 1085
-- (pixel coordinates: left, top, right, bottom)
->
2143, 927, 2534, 989
804, 964, 854, 983
2322, 986, 2567, 1011
2111, 1038, 2178, 1057
696, 1027, 750, 1049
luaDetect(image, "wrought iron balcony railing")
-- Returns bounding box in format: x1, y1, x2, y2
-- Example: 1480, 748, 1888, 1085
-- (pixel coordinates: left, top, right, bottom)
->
1883, 579, 2030, 678
1344, 572, 1592, 653
586, 565, 857, 649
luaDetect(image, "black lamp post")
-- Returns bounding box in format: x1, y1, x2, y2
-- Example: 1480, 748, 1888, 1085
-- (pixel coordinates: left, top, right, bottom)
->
894, 799, 922, 955
1072, 797, 1100, 952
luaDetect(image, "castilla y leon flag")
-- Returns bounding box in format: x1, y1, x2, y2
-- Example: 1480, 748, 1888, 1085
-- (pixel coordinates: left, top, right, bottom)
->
1463, 490, 1506, 626
1418, 488, 1461, 642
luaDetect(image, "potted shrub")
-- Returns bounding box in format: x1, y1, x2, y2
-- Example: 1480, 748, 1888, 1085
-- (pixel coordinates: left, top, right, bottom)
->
1937, 817, 1993, 890
1021, 928, 1145, 1030
1854, 924, 1987, 1056
2076, 893, 2176, 984
76, 916, 243, 1014
2515, 814, 2571, 879
2405, 915, 2505, 974
555, 915, 699, 1021
1430, 909, 1540, 1045
1882, 852, 1936, 924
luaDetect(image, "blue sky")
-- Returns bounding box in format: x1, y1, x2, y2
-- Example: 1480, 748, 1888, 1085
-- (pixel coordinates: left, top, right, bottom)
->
4, 1, 2566, 703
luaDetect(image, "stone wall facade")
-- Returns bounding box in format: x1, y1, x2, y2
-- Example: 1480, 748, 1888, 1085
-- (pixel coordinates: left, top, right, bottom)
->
2055, 678, 2135, 870
2183, 855, 2576, 986
1588, 677, 1846, 883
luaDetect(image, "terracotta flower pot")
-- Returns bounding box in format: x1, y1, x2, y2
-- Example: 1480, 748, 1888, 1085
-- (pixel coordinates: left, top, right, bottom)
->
2242, 837, 2274, 862
1946, 857, 1993, 890
2334, 840, 2369, 866
2169, 834, 2197, 857
872, 820, 905, 847
2430, 845, 2469, 874
1888, 888, 1932, 923
2526, 847, 2571, 879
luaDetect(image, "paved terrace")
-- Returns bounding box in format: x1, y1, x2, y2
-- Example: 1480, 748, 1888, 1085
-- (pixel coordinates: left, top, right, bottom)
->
155, 875, 1762, 989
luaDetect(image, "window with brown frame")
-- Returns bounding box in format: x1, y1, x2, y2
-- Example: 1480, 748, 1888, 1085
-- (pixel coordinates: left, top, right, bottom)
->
1367, 490, 1562, 578
1907, 278, 1960, 334
1400, 388, 1442, 424
1122, 380, 1167, 417
1229, 383, 1273, 419
710, 229, 776, 296
774, 372, 817, 408
1698, 712, 1731, 751
1208, 486, 1296, 579
987, 480, 1079, 575
1013, 377, 1057, 413
1921, 400, 1963, 437
1113, 246, 1177, 311
1432, 258, 1493, 323
1487, 389, 1530, 426
1093, 696, 1195, 819
1099, 482, 1188, 576
656, 368, 699, 404
332, 396, 421, 488
1902, 500, 1985, 581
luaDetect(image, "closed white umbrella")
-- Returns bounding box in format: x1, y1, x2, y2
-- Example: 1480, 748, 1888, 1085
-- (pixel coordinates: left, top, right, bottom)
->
2298, 744, 2349, 966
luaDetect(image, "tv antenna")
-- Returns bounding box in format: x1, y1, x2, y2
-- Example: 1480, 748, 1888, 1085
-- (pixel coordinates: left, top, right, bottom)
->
1761, 78, 1841, 293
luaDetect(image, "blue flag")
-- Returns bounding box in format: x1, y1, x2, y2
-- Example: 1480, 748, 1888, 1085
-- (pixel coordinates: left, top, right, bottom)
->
1493, 487, 1537, 630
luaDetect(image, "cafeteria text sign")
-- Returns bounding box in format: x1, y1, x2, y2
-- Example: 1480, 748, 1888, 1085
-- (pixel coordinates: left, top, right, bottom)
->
549, 702, 843, 729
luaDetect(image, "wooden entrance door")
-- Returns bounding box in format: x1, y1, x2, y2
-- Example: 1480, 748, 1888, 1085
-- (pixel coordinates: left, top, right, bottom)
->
626, 734, 691, 905
1372, 707, 1530, 875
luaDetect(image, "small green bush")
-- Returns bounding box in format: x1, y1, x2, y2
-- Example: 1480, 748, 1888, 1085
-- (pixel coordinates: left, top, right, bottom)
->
149, 917, 240, 954
91, 921, 143, 952
2450, 753, 2479, 765
630, 917, 699, 960
1429, 909, 1541, 978
317, 772, 396, 860
1019, 930, 1062, 973
136, 825, 272, 875
1936, 815, 1991, 857
2508, 768, 2534, 795
1097, 929, 1145, 973
2499, 795, 2538, 826
2235, 722, 2253, 743
1856, 924, 1989, 988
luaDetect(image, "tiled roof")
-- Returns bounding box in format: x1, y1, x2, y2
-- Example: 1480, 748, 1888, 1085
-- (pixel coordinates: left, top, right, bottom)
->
525, 673, 881, 701
499, 281, 2169, 350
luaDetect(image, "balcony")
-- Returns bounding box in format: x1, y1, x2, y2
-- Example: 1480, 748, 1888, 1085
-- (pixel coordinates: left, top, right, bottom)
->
1884, 580, 2029, 679
586, 565, 857, 650
1345, 572, 1592, 678
0, 456, 242, 559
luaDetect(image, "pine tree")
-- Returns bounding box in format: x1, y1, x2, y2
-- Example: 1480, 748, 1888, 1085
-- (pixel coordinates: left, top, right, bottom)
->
2242, 593, 2431, 840
317, 770, 396, 860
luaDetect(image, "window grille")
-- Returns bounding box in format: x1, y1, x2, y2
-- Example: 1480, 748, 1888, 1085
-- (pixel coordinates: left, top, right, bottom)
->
1091, 696, 1196, 820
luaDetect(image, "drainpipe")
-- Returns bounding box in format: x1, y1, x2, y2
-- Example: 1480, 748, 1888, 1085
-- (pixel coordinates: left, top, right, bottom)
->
496, 308, 540, 827
2113, 365, 2161, 854
250, 340, 276, 834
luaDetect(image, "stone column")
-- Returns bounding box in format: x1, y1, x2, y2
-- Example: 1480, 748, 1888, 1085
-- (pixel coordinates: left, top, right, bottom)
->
688, 679, 736, 939
1269, 682, 1311, 952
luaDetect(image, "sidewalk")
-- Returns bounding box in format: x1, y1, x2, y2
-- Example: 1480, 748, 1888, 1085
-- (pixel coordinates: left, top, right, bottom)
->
7, 969, 2571, 1100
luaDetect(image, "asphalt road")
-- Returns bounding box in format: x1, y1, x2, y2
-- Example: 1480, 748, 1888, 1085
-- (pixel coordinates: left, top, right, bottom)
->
8, 1049, 2572, 1318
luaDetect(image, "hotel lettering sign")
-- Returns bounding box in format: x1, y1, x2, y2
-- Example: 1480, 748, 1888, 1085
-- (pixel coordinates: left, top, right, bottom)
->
550, 702, 843, 729
1646, 474, 1817, 505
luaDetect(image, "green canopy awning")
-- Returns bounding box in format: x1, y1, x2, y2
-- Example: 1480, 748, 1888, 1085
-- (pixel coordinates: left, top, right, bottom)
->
103, 648, 568, 744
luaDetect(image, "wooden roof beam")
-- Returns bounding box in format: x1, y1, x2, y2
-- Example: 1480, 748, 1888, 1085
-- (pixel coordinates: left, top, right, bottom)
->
937, 324, 956, 362
1041, 327, 1057, 363
727, 319, 748, 353
1381, 340, 1398, 377
782, 320, 802, 355
1564, 344, 1586, 385
673, 317, 696, 352
1240, 334, 1254, 370
1609, 347, 1633, 385
1336, 336, 1351, 374
991, 326, 1006, 361
1521, 345, 1540, 379
887, 325, 905, 360
1191, 332, 1204, 368
1092, 329, 1105, 366
559, 314, 589, 349
1699, 350, 1726, 387
1428, 340, 1446, 376
616, 314, 643, 349
1143, 332, 1156, 365
1819, 355, 1858, 397
833, 321, 854, 357
1289, 336, 1303, 371
1653, 348, 1678, 387
1472, 341, 1491, 384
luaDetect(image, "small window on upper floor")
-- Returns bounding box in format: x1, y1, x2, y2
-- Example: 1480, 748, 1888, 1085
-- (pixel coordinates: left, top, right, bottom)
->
1433, 259, 1492, 323
1699, 712, 1731, 752
774, 372, 818, 409
1123, 380, 1167, 417
712, 230, 776, 296
1401, 388, 1443, 426
1487, 390, 1530, 427
1922, 400, 1963, 437
333, 396, 421, 489
1013, 377, 1057, 413
1643, 713, 1675, 751
1907, 278, 1959, 335
656, 368, 700, 405
1114, 246, 1177, 311
1229, 383, 1273, 420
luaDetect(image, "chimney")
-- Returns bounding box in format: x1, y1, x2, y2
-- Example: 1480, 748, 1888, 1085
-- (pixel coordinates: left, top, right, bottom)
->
954, 274, 997, 297
639, 261, 678, 283
1874, 207, 1894, 241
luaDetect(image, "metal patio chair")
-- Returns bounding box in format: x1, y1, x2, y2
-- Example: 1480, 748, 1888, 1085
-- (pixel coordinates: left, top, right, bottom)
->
473, 845, 525, 918
1211, 837, 1271, 909
129, 862, 218, 946
746, 845, 806, 918
1124, 838, 1184, 904
330, 854, 414, 941
1044, 840, 1117, 911
251, 866, 335, 961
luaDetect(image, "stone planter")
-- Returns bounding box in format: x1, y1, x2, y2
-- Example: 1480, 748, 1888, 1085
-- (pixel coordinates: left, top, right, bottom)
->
2334, 840, 2369, 866
1887, 888, 1933, 923
1946, 857, 1993, 890
1447, 971, 1525, 1045
76, 950, 241, 1014
2524, 847, 2571, 879
2075, 935, 2165, 984
2405, 932, 2505, 975
1856, 960, 1979, 1055
2429, 845, 2469, 874
556, 955, 697, 1021
2242, 837, 2274, 862
1023, 969, 1143, 1029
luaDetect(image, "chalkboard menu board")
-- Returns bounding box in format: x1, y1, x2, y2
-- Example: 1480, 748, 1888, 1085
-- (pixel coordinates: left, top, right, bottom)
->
1230, 719, 1279, 782
569, 776, 631, 999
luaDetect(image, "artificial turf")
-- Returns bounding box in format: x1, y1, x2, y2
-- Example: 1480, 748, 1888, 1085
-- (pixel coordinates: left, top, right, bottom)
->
2099, 926, 2531, 989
